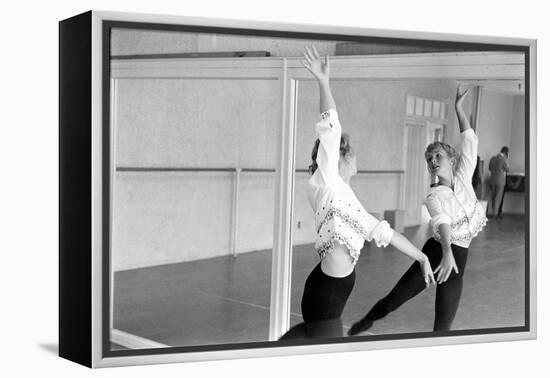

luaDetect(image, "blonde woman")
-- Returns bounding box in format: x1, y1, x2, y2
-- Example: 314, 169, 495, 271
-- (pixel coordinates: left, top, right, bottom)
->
349, 86, 487, 335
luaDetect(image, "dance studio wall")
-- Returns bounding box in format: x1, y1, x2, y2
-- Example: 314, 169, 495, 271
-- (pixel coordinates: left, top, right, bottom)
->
506, 94, 526, 214
109, 29, 483, 270
112, 78, 280, 271
476, 89, 525, 214
111, 74, 460, 271
510, 95, 526, 173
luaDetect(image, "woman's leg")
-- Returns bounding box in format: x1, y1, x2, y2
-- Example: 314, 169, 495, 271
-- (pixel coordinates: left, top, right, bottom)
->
305, 318, 344, 338
279, 319, 345, 340
302, 264, 355, 323
279, 322, 308, 340
278, 264, 323, 340
348, 238, 442, 336
281, 263, 355, 339
433, 245, 468, 331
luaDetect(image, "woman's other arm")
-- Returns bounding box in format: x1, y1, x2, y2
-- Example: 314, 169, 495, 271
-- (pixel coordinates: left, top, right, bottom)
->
455, 85, 471, 133
389, 232, 436, 287
455, 86, 478, 179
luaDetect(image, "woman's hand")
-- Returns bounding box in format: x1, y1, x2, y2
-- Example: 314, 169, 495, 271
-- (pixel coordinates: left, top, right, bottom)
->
455, 85, 469, 109
389, 233, 435, 288
419, 254, 436, 288
302, 46, 330, 83
434, 249, 459, 284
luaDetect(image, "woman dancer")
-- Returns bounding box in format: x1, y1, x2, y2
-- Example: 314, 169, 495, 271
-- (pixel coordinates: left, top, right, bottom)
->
280, 47, 435, 340
348, 86, 487, 336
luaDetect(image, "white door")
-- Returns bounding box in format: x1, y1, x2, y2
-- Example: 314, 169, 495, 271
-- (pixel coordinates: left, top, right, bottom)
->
427, 121, 443, 143
403, 121, 443, 226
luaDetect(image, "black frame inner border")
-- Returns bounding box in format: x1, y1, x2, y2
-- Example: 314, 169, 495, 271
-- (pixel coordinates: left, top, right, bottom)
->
101, 19, 531, 359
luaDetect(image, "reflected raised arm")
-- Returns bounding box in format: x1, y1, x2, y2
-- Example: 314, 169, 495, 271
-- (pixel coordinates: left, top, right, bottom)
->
302, 46, 336, 113
455, 85, 472, 133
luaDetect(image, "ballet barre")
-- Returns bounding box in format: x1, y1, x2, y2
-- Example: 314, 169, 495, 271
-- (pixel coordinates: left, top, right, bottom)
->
116, 167, 404, 174
115, 166, 404, 257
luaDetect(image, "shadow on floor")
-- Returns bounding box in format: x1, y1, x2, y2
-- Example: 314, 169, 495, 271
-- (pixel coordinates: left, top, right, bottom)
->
38, 343, 58, 356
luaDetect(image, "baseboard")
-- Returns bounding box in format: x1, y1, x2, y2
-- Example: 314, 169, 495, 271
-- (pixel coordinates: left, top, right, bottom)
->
110, 329, 169, 349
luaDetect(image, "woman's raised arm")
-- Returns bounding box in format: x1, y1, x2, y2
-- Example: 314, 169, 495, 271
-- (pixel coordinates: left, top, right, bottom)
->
455, 85, 472, 133
302, 46, 336, 113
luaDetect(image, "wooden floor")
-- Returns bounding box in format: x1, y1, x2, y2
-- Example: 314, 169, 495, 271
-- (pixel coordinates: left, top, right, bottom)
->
112, 214, 525, 349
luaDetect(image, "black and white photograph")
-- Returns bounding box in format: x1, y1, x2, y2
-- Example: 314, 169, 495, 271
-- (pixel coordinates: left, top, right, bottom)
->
103, 16, 531, 355
5, 1, 549, 377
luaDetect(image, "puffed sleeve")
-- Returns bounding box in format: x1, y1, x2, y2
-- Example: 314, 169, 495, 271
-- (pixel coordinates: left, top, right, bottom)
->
455, 129, 478, 181
313, 109, 342, 186
358, 209, 394, 248
425, 191, 452, 238
366, 219, 395, 248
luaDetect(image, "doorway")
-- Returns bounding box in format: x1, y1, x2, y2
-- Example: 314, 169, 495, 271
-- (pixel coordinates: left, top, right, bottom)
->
403, 121, 443, 226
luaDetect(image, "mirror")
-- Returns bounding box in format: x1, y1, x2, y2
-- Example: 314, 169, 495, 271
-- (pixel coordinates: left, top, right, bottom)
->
107, 25, 526, 351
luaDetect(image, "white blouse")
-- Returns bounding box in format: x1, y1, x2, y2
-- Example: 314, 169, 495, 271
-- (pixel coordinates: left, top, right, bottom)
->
425, 129, 487, 248
307, 109, 394, 264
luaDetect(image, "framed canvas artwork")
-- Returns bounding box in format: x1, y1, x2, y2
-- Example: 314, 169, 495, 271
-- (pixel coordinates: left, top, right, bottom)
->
59, 10, 537, 368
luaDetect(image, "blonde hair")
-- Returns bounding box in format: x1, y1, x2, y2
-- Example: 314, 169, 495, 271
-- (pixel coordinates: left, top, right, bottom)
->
425, 141, 459, 172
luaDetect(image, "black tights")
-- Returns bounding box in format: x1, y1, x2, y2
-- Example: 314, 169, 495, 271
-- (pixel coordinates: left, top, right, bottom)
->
353, 238, 468, 333
279, 263, 355, 339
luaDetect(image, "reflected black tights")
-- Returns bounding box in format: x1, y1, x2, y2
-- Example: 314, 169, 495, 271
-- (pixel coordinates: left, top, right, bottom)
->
279, 262, 355, 340
350, 238, 468, 335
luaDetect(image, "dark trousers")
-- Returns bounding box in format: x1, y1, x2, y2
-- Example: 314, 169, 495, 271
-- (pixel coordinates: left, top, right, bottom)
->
488, 183, 505, 216
498, 187, 506, 215
279, 262, 355, 339
365, 238, 468, 331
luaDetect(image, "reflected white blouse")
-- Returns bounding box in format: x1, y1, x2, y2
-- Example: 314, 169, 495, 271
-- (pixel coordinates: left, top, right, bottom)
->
307, 109, 394, 264
425, 129, 487, 248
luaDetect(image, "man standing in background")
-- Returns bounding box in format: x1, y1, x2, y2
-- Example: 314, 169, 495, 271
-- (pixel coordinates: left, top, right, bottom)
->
488, 146, 509, 218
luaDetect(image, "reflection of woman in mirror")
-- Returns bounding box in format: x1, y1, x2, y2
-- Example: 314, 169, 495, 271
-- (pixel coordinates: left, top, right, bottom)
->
279, 47, 435, 340
349, 86, 488, 335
